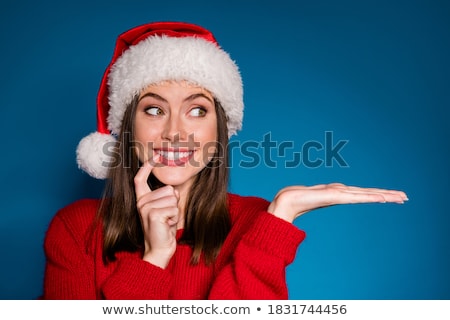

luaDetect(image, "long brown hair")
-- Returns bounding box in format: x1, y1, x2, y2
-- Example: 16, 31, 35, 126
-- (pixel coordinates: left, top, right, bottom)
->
97, 95, 231, 265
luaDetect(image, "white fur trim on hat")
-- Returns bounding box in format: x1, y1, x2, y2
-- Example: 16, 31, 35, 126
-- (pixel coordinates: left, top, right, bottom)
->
107, 35, 243, 137
76, 132, 117, 179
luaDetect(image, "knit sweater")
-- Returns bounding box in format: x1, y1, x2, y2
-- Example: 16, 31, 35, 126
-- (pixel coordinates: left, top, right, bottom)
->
43, 193, 305, 299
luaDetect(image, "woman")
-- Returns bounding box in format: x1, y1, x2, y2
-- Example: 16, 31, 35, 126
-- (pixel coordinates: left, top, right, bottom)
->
43, 21, 407, 299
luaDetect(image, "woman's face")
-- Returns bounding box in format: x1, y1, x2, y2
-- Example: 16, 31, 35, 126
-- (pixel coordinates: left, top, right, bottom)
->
134, 81, 217, 189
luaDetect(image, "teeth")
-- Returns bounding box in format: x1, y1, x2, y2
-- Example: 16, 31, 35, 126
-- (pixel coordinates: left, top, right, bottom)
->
157, 150, 193, 160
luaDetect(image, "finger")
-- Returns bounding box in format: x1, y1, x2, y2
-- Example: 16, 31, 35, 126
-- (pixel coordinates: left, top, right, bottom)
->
335, 191, 387, 204
139, 193, 179, 211
291, 187, 404, 207
144, 207, 179, 227
313, 183, 408, 201
137, 186, 179, 219
332, 190, 404, 205
339, 186, 408, 201
335, 184, 402, 194
138, 185, 175, 201
134, 154, 161, 200
325, 183, 405, 194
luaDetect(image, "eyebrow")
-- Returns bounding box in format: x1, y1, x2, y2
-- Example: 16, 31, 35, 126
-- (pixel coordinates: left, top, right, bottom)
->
138, 92, 167, 103
138, 92, 214, 104
184, 93, 214, 104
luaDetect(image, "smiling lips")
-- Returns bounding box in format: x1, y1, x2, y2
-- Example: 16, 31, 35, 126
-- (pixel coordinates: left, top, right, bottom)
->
155, 149, 195, 166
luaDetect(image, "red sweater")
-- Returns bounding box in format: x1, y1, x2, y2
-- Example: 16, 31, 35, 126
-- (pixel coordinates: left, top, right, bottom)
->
43, 193, 305, 299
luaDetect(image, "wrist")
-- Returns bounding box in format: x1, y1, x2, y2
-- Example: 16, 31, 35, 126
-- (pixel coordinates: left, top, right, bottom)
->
142, 250, 173, 269
267, 201, 294, 223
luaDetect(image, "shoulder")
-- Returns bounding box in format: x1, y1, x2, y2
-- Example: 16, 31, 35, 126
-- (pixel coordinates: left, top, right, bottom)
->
53, 198, 100, 227
227, 193, 270, 222
45, 199, 101, 243
228, 192, 269, 208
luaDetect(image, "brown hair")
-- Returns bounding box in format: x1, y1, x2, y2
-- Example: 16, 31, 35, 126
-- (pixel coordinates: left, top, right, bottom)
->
97, 95, 231, 265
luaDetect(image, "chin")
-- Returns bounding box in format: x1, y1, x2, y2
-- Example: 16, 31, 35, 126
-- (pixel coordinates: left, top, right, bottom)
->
152, 167, 198, 188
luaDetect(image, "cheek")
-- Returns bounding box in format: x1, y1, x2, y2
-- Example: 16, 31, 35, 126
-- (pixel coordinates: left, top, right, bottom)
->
133, 122, 160, 161
194, 123, 218, 162
203, 144, 217, 163
200, 116, 217, 139
193, 122, 217, 144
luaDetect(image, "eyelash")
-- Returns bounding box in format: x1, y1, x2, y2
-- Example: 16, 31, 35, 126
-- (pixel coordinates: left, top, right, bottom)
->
144, 106, 163, 116
190, 106, 207, 117
143, 106, 207, 117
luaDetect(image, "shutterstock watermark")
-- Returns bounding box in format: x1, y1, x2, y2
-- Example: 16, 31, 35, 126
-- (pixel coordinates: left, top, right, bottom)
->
230, 131, 349, 169
102, 131, 350, 169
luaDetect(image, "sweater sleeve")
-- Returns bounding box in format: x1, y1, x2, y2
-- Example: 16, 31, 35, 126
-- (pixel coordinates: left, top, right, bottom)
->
208, 198, 305, 299
43, 200, 98, 299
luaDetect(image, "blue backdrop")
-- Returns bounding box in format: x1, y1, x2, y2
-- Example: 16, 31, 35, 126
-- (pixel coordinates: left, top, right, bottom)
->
1, 0, 449, 299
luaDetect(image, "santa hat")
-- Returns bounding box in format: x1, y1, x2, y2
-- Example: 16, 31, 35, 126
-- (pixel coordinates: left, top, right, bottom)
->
76, 21, 243, 179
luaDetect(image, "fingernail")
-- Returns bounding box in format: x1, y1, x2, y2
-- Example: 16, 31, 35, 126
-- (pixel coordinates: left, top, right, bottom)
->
149, 153, 161, 166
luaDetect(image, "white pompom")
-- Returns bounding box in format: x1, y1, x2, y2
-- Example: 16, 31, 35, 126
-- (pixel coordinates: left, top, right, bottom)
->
76, 132, 117, 179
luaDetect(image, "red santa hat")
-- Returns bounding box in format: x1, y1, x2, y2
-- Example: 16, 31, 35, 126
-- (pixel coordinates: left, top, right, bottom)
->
76, 21, 243, 179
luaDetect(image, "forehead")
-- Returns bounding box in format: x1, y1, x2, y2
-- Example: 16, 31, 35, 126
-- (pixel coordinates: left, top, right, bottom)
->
140, 80, 214, 99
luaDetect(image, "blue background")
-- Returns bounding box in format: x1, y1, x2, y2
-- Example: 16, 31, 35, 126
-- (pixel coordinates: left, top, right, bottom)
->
1, 0, 449, 299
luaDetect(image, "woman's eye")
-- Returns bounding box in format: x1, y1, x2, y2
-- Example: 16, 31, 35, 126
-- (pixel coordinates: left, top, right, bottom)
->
145, 106, 163, 116
189, 107, 206, 117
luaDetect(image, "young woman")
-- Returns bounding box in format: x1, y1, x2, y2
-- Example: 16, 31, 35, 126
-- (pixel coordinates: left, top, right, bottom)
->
42, 21, 407, 299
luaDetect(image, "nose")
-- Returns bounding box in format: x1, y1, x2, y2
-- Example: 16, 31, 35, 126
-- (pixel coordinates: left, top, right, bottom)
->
161, 115, 186, 142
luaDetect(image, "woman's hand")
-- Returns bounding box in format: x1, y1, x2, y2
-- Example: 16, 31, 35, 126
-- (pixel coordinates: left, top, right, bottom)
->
134, 155, 179, 269
268, 183, 408, 223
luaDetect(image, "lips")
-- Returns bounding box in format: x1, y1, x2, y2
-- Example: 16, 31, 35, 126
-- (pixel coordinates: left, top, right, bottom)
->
154, 149, 195, 166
